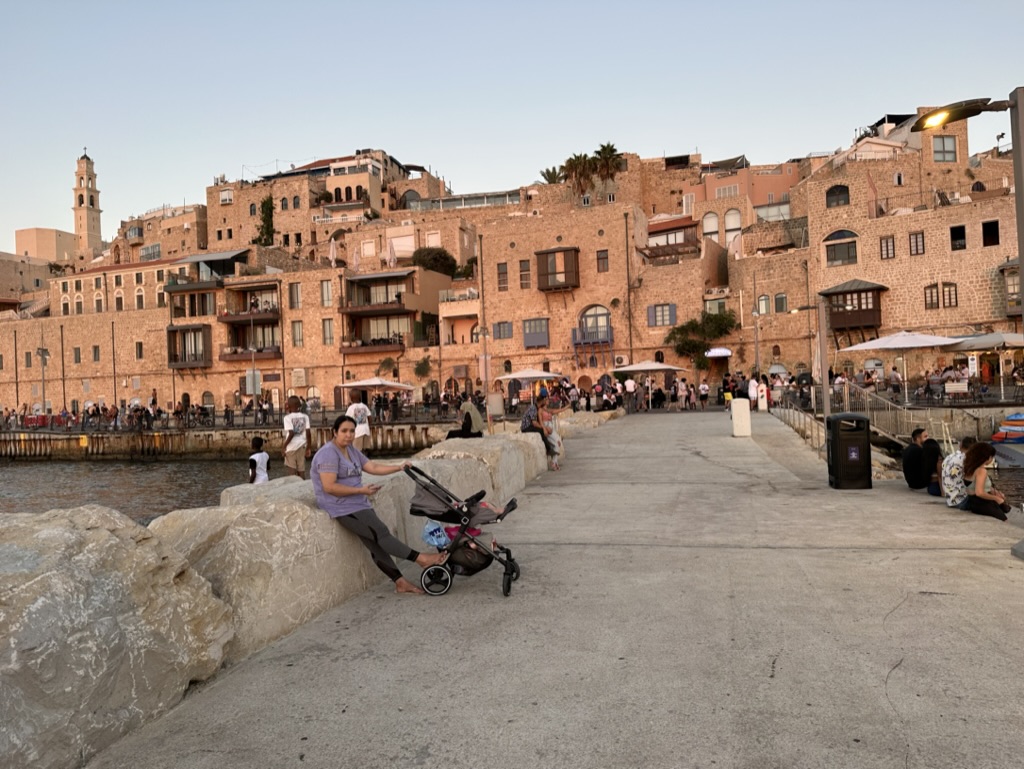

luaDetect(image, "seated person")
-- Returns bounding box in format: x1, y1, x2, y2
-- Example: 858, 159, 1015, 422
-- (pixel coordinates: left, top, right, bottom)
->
963, 442, 1014, 521
445, 393, 484, 439
921, 438, 944, 497
901, 428, 930, 490
941, 436, 977, 510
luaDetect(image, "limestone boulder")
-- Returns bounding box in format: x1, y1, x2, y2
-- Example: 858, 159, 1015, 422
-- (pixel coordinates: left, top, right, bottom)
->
416, 434, 545, 498
218, 475, 305, 507
0, 505, 233, 769
150, 494, 389, 666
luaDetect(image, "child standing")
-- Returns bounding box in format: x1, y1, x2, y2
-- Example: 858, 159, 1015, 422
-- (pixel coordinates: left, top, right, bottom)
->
249, 436, 270, 484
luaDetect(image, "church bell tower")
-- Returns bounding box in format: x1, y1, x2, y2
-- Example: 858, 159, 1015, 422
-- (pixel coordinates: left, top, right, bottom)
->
73, 149, 102, 255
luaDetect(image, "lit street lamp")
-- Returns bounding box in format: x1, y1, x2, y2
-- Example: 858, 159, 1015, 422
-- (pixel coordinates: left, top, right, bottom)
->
912, 87, 1024, 308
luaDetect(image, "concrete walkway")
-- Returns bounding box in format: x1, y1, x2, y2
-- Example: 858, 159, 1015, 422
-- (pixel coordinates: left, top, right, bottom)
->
86, 412, 1024, 769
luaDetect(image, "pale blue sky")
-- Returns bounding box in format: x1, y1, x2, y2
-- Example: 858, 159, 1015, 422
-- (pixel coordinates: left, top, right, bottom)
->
2, 0, 1022, 254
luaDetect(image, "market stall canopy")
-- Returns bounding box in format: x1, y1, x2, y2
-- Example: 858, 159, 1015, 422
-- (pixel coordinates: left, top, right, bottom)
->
612, 360, 687, 373
495, 368, 563, 381
340, 377, 413, 391
946, 332, 1024, 352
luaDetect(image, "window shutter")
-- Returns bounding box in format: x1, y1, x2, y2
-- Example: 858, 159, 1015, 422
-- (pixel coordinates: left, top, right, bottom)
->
492, 323, 499, 338
647, 306, 656, 326
668, 304, 677, 325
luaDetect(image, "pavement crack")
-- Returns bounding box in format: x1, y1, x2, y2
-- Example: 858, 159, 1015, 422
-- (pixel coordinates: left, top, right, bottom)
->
882, 592, 910, 631
883, 656, 910, 769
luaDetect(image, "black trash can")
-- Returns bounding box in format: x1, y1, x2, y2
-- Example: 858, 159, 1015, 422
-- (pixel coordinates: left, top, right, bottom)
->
716, 387, 726, 406
826, 412, 872, 489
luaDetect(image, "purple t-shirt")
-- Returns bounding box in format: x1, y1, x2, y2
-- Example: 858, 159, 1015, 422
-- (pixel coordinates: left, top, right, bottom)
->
310, 442, 370, 517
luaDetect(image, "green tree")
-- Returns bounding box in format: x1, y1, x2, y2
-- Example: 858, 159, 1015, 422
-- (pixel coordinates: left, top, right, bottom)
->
414, 355, 432, 380
560, 153, 595, 198
663, 310, 739, 371
594, 142, 623, 183
252, 195, 274, 246
540, 166, 564, 184
411, 247, 457, 277
376, 356, 397, 377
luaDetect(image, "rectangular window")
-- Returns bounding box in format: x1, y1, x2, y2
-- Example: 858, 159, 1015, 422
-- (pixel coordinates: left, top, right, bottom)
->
295, 232, 302, 246
322, 318, 334, 346
136, 293, 145, 310
497, 263, 508, 291
681, 193, 694, 216
950, 225, 966, 251
95, 297, 103, 312
227, 228, 233, 240
0, 354, 3, 370
774, 294, 788, 313
74, 279, 82, 292
880, 235, 895, 260
596, 249, 609, 273
140, 243, 161, 261
943, 283, 958, 308
220, 189, 233, 204
61, 281, 68, 292
716, 184, 739, 199
933, 135, 956, 163
283, 233, 290, 247
92, 345, 100, 362
158, 293, 166, 308
523, 318, 550, 348
581, 195, 590, 207
767, 192, 775, 204
25, 352, 32, 368
288, 282, 301, 309
648, 304, 677, 327
114, 275, 122, 287
75, 299, 83, 314
983, 220, 1000, 247
826, 241, 858, 266
320, 280, 332, 307
94, 277, 102, 289
291, 320, 304, 347
135, 272, 143, 284
704, 298, 727, 315
135, 342, 144, 359
909, 231, 925, 255
492, 321, 513, 340
519, 260, 531, 289
924, 285, 939, 310
115, 296, 124, 312
156, 269, 165, 283
216, 230, 223, 241
73, 347, 81, 364
607, 193, 615, 203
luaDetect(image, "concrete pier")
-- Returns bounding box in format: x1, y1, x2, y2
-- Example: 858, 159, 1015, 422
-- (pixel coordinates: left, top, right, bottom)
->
85, 411, 1024, 769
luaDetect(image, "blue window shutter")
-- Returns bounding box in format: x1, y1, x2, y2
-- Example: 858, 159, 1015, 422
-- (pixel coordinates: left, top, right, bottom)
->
647, 306, 656, 326
492, 323, 499, 338
669, 304, 677, 325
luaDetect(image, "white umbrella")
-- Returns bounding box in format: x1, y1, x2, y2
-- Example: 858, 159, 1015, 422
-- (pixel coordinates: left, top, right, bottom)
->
705, 347, 732, 358
495, 368, 562, 381
341, 376, 413, 391
613, 360, 687, 410
841, 330, 960, 403
947, 332, 1024, 401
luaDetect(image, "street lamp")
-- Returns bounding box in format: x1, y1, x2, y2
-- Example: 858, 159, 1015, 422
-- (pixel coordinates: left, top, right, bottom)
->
791, 299, 831, 420
36, 347, 49, 425
751, 310, 762, 378
912, 88, 1024, 301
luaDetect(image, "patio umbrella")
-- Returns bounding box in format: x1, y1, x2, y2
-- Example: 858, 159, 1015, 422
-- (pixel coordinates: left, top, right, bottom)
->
495, 368, 562, 381
841, 330, 960, 403
947, 332, 1024, 401
613, 360, 687, 410
341, 376, 413, 390
705, 347, 732, 358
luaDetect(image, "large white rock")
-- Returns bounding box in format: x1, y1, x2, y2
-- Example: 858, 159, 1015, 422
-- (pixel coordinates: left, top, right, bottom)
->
416, 434, 545, 499
0, 505, 233, 769
150, 496, 385, 666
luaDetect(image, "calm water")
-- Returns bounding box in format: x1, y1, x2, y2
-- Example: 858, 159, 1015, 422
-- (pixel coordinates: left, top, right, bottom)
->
0, 459, 256, 523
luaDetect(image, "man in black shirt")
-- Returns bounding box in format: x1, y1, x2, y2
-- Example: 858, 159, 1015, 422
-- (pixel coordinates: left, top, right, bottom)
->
902, 427, 930, 489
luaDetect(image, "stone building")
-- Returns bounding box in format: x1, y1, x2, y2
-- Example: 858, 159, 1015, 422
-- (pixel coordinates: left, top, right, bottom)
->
108, 204, 208, 265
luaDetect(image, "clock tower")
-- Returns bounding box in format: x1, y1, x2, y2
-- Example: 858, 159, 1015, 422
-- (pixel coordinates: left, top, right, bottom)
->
73, 149, 102, 255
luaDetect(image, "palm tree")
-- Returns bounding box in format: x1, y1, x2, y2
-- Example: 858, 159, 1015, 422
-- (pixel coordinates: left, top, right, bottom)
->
594, 142, 623, 183
560, 153, 595, 198
539, 166, 564, 184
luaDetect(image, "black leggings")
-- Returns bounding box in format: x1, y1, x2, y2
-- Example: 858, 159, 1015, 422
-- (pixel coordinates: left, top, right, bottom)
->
335, 508, 420, 581
522, 425, 556, 456
966, 495, 1009, 521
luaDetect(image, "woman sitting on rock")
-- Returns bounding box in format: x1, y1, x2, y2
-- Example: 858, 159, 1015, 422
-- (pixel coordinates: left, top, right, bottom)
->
311, 415, 448, 594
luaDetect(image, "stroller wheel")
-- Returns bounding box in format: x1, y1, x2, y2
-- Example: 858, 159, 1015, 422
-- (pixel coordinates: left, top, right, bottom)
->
502, 571, 512, 597
510, 559, 521, 582
421, 564, 453, 596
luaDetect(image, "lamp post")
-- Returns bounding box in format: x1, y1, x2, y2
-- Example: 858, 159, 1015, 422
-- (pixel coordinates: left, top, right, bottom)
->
36, 346, 49, 424
751, 311, 762, 378
912, 87, 1024, 313
791, 299, 831, 420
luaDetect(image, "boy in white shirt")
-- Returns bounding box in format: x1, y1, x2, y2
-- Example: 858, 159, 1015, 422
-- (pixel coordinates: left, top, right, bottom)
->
248, 436, 270, 484
282, 396, 312, 479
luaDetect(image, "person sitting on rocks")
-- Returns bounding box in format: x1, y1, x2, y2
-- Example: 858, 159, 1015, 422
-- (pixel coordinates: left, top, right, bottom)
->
901, 428, 930, 490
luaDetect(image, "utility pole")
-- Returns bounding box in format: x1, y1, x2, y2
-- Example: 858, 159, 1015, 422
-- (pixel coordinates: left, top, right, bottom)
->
623, 212, 634, 360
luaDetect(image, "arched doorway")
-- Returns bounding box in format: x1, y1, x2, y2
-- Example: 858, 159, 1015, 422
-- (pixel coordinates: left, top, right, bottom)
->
577, 375, 593, 391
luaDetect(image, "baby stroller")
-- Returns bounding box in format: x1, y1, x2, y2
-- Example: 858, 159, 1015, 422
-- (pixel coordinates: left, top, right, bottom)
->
405, 466, 520, 596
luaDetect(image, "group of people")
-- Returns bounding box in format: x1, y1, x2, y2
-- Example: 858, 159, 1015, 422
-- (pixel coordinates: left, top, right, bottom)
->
902, 428, 1014, 521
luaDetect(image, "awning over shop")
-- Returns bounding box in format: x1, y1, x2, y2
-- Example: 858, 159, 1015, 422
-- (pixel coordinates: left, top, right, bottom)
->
346, 269, 415, 282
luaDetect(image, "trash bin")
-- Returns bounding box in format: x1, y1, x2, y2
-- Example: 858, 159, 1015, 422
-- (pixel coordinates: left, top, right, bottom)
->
716, 387, 725, 406
826, 412, 872, 489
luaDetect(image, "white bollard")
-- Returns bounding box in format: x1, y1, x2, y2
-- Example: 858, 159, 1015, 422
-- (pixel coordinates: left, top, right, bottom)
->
731, 397, 751, 437
757, 383, 768, 412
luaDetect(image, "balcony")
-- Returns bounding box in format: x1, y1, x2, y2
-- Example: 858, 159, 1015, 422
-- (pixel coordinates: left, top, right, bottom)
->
829, 308, 882, 331
572, 327, 614, 345
438, 289, 480, 320
341, 336, 405, 354
536, 248, 581, 291
163, 274, 223, 293
339, 297, 408, 317
219, 344, 282, 362
168, 351, 212, 369
217, 307, 281, 324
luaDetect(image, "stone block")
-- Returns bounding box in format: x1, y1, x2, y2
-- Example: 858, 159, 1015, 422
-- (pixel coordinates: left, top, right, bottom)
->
731, 397, 752, 437
0, 505, 233, 769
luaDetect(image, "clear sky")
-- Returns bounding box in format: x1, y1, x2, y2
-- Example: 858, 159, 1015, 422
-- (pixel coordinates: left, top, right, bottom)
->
1, 0, 1022, 254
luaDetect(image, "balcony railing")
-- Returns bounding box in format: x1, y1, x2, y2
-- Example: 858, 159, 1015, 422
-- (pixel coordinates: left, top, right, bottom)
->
829, 307, 882, 331
572, 327, 614, 345
168, 351, 212, 369
219, 344, 282, 361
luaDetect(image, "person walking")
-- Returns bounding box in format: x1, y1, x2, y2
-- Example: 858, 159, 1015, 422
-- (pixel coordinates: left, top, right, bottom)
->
345, 392, 373, 452
282, 395, 312, 479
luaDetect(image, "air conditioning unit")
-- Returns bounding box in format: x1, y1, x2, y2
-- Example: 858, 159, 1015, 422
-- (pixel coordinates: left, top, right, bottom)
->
401, 219, 413, 226
614, 355, 629, 366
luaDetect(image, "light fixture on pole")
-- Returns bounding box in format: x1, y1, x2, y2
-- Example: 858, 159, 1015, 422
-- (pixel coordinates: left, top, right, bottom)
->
36, 346, 50, 422
751, 311, 762, 378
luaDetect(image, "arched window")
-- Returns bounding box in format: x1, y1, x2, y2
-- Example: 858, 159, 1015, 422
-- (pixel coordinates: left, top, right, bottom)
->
113, 290, 124, 312
61, 298, 70, 316
655, 350, 665, 363
249, 203, 257, 216
79, 177, 84, 186
894, 172, 904, 187
826, 185, 850, 208
202, 391, 215, 406
757, 294, 771, 315
503, 359, 512, 373
280, 197, 288, 211
293, 195, 300, 209
774, 293, 788, 313
78, 194, 84, 206
702, 212, 719, 243
75, 295, 83, 314
824, 230, 858, 266
771, 344, 782, 357
579, 304, 611, 340
135, 289, 145, 310
333, 187, 341, 203
89, 195, 94, 207
345, 186, 353, 202
971, 181, 986, 192
724, 208, 741, 245
93, 292, 103, 312
470, 324, 480, 343
356, 185, 364, 201
588, 354, 598, 367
